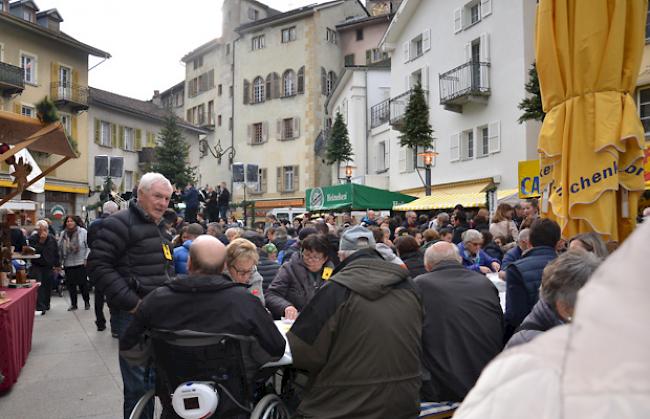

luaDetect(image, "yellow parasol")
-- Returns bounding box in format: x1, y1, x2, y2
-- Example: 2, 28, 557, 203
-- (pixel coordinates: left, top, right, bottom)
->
536, 0, 647, 242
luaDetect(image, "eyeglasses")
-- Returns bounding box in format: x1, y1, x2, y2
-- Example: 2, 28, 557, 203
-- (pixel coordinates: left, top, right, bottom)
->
231, 266, 254, 276
301, 252, 326, 263
469, 241, 483, 246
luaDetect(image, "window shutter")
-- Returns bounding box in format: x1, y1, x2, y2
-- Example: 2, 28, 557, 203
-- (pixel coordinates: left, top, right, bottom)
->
399, 149, 406, 172
273, 73, 280, 98
405, 75, 410, 91
416, 147, 424, 168
243, 80, 250, 104
208, 70, 215, 88
366, 49, 372, 64
50, 62, 59, 85
423, 29, 431, 52
110, 124, 117, 148
453, 8, 462, 33
293, 117, 300, 138
297, 67, 305, 94
13, 103, 20, 114
488, 120, 501, 153
71, 115, 77, 141
422, 65, 430, 90
465, 42, 472, 63
94, 118, 100, 144
460, 132, 469, 160
72, 68, 79, 86
406, 148, 415, 172
321, 68, 327, 95
118, 126, 125, 149
247, 124, 252, 145
276, 119, 282, 139
481, 0, 492, 18
261, 168, 267, 192
293, 166, 299, 191
276, 167, 283, 192
135, 128, 142, 150
402, 41, 409, 63
266, 74, 272, 99
262, 121, 269, 142
480, 33, 491, 88
450, 132, 460, 162
480, 33, 490, 62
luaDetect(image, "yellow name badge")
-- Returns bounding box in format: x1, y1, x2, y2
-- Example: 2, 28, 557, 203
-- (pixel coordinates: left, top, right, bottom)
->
322, 266, 333, 281
162, 243, 173, 261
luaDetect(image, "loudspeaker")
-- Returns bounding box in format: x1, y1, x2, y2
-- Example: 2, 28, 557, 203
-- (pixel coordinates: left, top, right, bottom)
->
246, 164, 259, 183
232, 163, 244, 183
109, 157, 124, 178
94, 156, 109, 177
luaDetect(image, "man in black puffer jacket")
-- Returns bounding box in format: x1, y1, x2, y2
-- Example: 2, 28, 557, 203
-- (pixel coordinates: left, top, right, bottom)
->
87, 172, 174, 419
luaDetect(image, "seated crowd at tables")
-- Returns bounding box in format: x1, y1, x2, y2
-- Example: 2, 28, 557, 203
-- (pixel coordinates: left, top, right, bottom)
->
61, 173, 635, 419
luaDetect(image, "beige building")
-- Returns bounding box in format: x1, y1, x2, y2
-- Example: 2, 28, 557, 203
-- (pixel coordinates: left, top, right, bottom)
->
180, 0, 279, 190
232, 0, 367, 208
0, 0, 109, 221
87, 87, 207, 209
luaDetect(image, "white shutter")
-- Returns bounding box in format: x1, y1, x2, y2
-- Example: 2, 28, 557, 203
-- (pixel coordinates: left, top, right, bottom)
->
488, 121, 501, 153
460, 132, 469, 160
422, 29, 431, 52
293, 117, 300, 138
422, 65, 430, 90
480, 33, 490, 62
262, 121, 269, 142
465, 42, 472, 63
399, 149, 407, 172
247, 124, 252, 144
405, 75, 410, 91
384, 142, 389, 170
480, 33, 491, 89
276, 119, 282, 139
450, 132, 460, 162
481, 0, 492, 18
453, 8, 462, 33
405, 148, 415, 172
402, 41, 410, 63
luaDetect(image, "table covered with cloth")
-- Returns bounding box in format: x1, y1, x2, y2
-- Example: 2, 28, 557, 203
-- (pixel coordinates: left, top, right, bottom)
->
0, 285, 38, 392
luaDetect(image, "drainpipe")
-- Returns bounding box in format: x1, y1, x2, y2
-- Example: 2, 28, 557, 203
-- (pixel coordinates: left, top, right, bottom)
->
364, 68, 369, 179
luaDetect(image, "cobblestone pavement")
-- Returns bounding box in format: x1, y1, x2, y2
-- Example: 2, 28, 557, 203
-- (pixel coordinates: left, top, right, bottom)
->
0, 290, 123, 418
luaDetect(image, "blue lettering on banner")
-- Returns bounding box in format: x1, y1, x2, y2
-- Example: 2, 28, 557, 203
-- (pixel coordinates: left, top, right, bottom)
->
520, 176, 540, 196
552, 161, 641, 198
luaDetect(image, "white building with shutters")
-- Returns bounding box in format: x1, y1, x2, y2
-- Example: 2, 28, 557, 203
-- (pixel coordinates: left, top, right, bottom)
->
372, 0, 541, 197
87, 87, 206, 209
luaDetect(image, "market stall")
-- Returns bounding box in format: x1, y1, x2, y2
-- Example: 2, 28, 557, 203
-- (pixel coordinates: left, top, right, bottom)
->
0, 109, 77, 392
305, 183, 416, 212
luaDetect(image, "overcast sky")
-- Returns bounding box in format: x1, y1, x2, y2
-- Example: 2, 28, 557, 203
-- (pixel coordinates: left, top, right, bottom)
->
35, 0, 326, 100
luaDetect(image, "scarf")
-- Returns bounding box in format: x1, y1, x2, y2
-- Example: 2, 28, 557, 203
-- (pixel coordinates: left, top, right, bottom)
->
63, 227, 80, 256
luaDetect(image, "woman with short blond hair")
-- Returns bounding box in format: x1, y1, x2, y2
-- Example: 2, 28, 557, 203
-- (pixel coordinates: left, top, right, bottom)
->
224, 238, 265, 304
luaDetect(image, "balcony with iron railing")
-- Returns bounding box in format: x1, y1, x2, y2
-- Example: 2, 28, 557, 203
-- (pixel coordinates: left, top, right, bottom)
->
0, 62, 24, 96
439, 61, 490, 113
370, 99, 390, 129
50, 82, 89, 112
389, 88, 428, 128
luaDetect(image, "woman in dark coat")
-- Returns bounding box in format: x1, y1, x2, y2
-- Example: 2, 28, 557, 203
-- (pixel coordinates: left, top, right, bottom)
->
394, 235, 427, 278
265, 234, 334, 319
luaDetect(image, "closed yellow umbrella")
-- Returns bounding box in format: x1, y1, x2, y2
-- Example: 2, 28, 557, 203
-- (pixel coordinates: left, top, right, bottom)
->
536, 0, 647, 242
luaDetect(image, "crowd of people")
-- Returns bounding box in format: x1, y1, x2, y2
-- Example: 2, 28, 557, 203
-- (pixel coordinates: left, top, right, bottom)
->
13, 171, 646, 418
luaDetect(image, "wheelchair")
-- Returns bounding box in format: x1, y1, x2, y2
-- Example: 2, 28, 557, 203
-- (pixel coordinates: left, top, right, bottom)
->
128, 330, 291, 419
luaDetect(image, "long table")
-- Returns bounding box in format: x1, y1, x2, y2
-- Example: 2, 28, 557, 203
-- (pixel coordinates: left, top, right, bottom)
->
0, 285, 38, 392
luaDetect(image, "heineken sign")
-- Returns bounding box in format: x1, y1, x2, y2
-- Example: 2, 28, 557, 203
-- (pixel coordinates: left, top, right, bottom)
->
305, 184, 416, 211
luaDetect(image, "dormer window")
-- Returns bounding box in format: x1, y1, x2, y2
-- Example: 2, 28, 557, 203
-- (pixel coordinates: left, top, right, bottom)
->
23, 9, 34, 22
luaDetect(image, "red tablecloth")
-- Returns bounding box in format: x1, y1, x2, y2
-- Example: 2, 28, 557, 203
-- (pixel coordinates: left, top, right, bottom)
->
0, 285, 38, 392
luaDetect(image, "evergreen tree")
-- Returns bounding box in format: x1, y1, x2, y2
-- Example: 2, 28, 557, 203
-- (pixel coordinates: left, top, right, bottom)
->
153, 115, 196, 187
518, 62, 546, 124
326, 112, 354, 168
398, 82, 433, 149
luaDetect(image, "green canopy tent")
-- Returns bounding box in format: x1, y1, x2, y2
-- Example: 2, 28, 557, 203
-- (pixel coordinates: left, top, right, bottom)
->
306, 184, 416, 212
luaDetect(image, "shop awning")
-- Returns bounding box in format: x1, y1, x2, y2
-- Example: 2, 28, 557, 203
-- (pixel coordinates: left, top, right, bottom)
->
306, 183, 416, 211
393, 180, 493, 211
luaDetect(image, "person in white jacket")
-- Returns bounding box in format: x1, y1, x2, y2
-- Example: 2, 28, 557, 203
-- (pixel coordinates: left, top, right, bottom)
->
453, 220, 650, 419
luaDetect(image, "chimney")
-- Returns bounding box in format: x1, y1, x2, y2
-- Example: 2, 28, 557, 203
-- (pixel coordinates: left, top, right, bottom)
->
152, 90, 162, 107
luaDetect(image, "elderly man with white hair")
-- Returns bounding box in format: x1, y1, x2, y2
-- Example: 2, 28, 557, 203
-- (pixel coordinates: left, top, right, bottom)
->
28, 219, 60, 315
88, 172, 174, 419
416, 241, 504, 402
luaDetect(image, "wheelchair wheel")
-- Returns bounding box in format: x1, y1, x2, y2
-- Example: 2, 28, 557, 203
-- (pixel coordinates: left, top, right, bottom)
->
128, 389, 163, 419
250, 394, 290, 419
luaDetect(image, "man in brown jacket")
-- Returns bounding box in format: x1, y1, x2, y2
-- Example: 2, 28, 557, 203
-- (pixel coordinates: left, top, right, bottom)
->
287, 226, 423, 419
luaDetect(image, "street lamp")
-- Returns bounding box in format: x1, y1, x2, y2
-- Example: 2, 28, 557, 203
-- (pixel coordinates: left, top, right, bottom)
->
418, 150, 438, 196
344, 163, 355, 184
198, 138, 236, 165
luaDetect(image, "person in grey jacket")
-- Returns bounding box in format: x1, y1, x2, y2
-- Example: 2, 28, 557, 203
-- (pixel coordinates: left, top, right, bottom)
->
223, 238, 265, 304
58, 215, 90, 311
506, 249, 601, 349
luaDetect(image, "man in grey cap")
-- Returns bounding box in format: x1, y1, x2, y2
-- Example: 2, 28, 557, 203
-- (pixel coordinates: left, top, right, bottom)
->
287, 226, 423, 419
